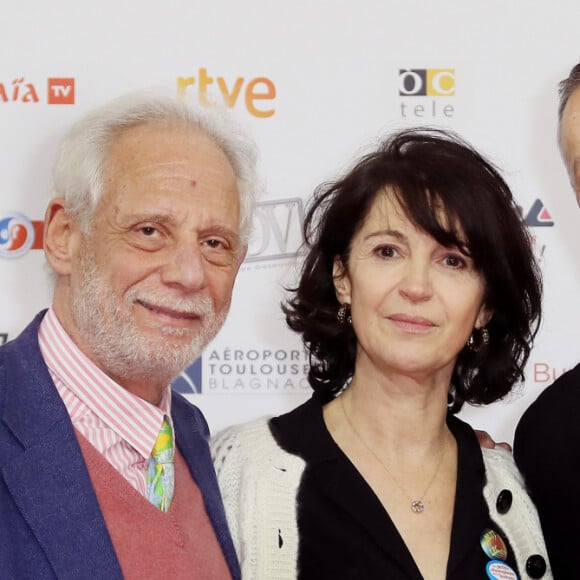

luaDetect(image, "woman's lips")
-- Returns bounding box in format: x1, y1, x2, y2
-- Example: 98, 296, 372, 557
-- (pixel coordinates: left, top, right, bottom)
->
387, 313, 436, 333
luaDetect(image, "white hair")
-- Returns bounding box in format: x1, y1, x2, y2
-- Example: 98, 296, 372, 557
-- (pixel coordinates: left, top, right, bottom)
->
50, 88, 259, 245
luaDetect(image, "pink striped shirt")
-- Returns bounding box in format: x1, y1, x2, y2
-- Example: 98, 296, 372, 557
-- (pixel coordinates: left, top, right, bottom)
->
38, 307, 173, 497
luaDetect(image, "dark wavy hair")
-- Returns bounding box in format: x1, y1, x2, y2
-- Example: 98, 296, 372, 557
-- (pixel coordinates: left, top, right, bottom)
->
283, 128, 542, 413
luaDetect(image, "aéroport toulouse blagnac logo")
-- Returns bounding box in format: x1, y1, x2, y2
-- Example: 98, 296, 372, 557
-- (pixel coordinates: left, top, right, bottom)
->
177, 68, 276, 118
172, 358, 202, 395
0, 78, 75, 105
0, 212, 43, 259
244, 197, 305, 266
204, 347, 311, 394
398, 68, 455, 119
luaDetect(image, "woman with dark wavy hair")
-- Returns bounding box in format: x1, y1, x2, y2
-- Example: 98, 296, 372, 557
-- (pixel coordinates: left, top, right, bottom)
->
212, 128, 551, 579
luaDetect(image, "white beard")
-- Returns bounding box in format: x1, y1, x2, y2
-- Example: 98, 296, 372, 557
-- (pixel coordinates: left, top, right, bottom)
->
70, 240, 227, 388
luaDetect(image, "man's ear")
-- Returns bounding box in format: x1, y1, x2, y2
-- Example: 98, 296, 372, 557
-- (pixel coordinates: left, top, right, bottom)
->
332, 256, 351, 304
43, 198, 80, 276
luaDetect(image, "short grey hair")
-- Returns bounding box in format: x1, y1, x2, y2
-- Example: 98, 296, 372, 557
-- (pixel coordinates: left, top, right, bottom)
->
558, 63, 580, 124
50, 88, 259, 245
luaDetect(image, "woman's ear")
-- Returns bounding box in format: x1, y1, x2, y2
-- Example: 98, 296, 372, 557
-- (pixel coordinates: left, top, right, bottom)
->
332, 256, 352, 304
475, 305, 493, 329
43, 198, 80, 276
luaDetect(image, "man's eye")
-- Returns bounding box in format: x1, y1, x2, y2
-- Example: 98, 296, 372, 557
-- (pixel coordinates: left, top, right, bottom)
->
141, 227, 157, 236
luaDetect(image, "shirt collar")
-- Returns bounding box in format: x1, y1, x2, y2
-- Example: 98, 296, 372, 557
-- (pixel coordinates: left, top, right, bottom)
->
38, 307, 172, 459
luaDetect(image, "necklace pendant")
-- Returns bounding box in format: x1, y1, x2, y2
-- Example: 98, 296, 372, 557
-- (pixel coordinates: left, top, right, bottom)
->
411, 500, 425, 513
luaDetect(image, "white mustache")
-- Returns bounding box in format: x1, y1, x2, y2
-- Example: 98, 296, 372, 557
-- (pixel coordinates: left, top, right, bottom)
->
127, 292, 214, 317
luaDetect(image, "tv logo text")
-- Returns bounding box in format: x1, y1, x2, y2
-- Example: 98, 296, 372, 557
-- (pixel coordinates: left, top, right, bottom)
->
0, 77, 75, 104
47, 78, 75, 104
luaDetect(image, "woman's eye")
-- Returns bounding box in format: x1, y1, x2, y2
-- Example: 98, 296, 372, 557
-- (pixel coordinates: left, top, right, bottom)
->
377, 245, 397, 258
140, 226, 158, 236
444, 255, 466, 268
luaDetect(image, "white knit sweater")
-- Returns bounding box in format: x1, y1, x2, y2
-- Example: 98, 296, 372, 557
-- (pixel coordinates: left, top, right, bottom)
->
211, 418, 552, 579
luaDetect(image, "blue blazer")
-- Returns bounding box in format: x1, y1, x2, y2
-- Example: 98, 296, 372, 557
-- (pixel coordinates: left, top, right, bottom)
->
0, 311, 240, 580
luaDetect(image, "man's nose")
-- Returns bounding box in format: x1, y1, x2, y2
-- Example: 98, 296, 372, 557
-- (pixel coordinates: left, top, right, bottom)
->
160, 240, 206, 292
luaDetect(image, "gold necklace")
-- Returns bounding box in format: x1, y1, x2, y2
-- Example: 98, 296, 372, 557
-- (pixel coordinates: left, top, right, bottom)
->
340, 396, 447, 514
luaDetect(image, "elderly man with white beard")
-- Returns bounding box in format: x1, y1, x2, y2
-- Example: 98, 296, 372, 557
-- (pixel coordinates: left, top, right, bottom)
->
0, 90, 257, 580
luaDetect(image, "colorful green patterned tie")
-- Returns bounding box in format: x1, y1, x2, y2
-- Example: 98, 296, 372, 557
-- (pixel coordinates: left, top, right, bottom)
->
146, 416, 175, 511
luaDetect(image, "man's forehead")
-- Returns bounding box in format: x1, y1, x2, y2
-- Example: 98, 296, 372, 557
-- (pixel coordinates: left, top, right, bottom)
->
101, 122, 237, 190
560, 90, 580, 167
562, 89, 580, 136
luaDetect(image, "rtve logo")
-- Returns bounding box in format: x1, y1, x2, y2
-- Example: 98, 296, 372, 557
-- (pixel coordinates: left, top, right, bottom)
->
398, 69, 455, 119
398, 69, 455, 97
0, 77, 75, 104
177, 68, 276, 118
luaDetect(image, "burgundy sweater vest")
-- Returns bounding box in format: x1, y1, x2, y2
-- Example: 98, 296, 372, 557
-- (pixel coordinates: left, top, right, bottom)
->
77, 432, 231, 579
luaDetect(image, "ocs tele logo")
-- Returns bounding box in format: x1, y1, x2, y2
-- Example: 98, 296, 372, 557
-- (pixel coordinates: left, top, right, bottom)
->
0, 212, 35, 259
399, 69, 455, 97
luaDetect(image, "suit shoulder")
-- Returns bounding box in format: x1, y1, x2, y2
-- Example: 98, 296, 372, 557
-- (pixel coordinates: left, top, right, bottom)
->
520, 363, 580, 419
514, 364, 580, 463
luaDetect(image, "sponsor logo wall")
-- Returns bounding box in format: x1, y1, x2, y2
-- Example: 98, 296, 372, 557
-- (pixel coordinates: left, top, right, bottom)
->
1, 1, 579, 442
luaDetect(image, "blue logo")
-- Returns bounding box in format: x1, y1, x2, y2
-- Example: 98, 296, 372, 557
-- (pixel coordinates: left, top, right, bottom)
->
172, 358, 202, 394
0, 212, 35, 259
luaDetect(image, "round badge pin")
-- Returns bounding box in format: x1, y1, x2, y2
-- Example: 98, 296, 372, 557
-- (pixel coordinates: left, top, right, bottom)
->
486, 559, 518, 580
480, 528, 508, 561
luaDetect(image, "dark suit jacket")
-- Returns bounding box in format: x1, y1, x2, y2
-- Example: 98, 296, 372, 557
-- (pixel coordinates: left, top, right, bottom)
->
0, 311, 240, 580
514, 363, 580, 580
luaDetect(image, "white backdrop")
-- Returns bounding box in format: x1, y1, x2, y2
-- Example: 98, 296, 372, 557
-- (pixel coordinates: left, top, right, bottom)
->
1, 1, 579, 444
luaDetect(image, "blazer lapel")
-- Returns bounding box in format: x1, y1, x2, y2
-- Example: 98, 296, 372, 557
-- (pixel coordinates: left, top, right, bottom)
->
1, 313, 123, 579
172, 394, 241, 580
4, 425, 123, 579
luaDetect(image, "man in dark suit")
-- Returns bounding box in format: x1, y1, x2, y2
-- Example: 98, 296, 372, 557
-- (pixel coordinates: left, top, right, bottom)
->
514, 63, 580, 580
0, 90, 258, 579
